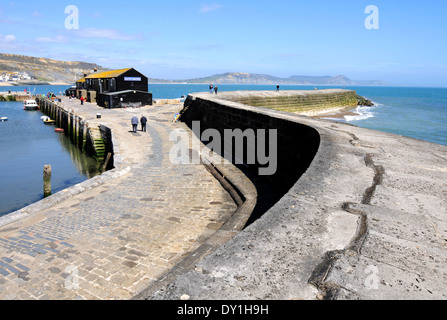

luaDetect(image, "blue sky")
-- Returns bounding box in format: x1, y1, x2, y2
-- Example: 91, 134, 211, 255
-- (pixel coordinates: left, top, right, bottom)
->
0, 0, 446, 86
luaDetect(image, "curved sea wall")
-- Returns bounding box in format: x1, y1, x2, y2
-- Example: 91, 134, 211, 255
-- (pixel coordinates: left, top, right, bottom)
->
221, 89, 358, 115
137, 90, 447, 300
179, 92, 321, 195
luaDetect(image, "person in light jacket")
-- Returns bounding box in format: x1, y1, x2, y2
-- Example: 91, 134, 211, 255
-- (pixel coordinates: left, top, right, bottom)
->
131, 115, 139, 133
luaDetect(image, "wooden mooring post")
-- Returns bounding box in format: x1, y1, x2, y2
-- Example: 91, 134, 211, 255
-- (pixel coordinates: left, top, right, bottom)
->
43, 164, 52, 198
103, 152, 112, 172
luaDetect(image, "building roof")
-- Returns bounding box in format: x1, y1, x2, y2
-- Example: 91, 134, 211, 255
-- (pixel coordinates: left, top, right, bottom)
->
76, 77, 86, 83
84, 68, 133, 79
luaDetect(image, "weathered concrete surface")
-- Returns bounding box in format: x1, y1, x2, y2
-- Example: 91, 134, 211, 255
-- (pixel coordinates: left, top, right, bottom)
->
1, 90, 445, 300
218, 89, 358, 116
0, 97, 254, 300
140, 92, 447, 300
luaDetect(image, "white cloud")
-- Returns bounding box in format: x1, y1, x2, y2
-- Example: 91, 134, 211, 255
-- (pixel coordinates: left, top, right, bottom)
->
0, 34, 16, 42
0, 34, 22, 51
199, 3, 223, 13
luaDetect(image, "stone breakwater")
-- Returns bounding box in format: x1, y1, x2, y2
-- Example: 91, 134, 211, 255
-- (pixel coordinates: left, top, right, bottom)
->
137, 91, 447, 300
219, 89, 359, 116
0, 91, 35, 102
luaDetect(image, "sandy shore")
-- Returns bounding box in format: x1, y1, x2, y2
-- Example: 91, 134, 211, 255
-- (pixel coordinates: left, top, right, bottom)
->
312, 106, 359, 120
49, 82, 70, 85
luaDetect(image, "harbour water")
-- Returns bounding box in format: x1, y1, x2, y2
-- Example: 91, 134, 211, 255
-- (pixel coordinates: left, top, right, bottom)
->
1, 83, 446, 217
0, 94, 100, 217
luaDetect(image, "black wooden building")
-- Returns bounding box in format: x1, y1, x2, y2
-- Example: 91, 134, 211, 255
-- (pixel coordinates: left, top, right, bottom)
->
98, 90, 153, 109
76, 68, 152, 108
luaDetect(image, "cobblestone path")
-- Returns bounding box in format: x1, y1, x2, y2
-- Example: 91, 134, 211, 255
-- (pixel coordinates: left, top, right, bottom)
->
0, 102, 237, 299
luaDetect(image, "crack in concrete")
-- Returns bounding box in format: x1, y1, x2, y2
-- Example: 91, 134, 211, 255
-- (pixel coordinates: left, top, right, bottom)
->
308, 152, 385, 299
362, 154, 385, 205
329, 127, 379, 149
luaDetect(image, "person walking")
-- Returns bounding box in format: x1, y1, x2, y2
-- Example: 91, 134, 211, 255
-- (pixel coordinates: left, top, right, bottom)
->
140, 115, 148, 132
209, 83, 213, 94
214, 86, 218, 95
131, 115, 139, 133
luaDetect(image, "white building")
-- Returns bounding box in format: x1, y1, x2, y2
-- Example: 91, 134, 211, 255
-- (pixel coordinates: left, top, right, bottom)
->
19, 72, 32, 80
0, 72, 33, 82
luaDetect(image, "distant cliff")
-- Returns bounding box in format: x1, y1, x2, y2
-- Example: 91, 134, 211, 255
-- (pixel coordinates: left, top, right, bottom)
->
180, 72, 386, 86
0, 53, 386, 86
0, 53, 107, 84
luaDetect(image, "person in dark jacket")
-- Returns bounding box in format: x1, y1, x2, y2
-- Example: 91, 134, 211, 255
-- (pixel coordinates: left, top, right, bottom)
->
140, 115, 148, 132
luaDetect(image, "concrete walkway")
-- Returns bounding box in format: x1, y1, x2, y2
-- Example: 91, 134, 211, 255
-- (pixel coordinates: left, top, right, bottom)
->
2, 92, 446, 301
0, 98, 240, 299
139, 92, 447, 300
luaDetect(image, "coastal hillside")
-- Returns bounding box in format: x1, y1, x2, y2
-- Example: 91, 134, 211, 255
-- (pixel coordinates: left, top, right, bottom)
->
0, 53, 107, 85
1, 53, 385, 86
181, 72, 386, 86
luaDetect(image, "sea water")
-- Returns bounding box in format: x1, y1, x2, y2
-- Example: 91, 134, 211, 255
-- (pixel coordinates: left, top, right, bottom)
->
157, 84, 447, 145
1, 83, 446, 216
147, 83, 446, 147
0, 88, 100, 217
339, 86, 447, 147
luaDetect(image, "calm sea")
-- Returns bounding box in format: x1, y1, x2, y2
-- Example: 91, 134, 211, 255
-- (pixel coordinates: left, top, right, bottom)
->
0, 85, 100, 217
1, 83, 446, 217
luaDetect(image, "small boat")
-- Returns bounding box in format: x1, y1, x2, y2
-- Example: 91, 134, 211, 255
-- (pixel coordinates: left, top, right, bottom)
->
0, 117, 8, 122
43, 119, 56, 125
55, 128, 64, 133
41, 116, 50, 121
23, 100, 39, 111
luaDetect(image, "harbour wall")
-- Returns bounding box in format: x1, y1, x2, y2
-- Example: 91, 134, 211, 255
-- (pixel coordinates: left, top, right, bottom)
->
180, 93, 321, 195
219, 89, 358, 115
138, 90, 447, 300
136, 91, 325, 299
0, 92, 35, 102
36, 96, 114, 171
